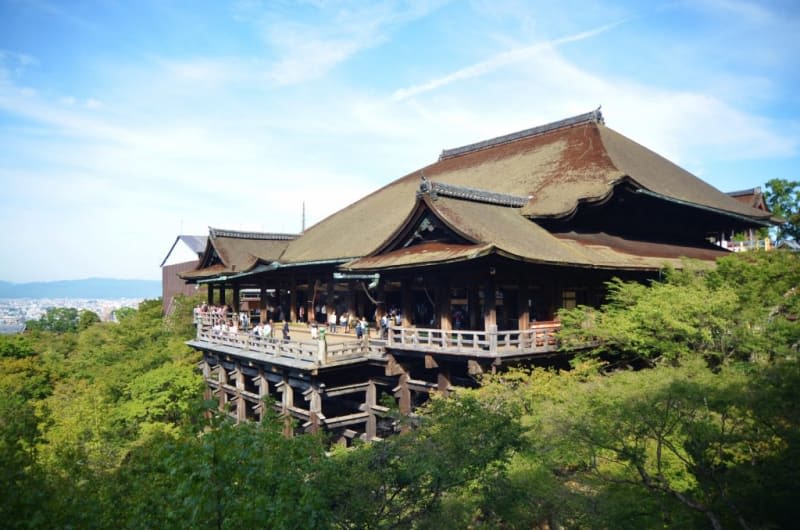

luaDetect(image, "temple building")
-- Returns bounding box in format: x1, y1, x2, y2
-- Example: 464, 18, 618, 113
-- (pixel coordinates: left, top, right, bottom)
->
182, 110, 774, 443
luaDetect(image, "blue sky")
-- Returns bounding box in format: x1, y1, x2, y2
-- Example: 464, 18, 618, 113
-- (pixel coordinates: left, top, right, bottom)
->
0, 0, 798, 282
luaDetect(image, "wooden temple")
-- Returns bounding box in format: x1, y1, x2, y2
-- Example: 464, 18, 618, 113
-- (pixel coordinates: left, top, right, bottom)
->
182, 110, 774, 443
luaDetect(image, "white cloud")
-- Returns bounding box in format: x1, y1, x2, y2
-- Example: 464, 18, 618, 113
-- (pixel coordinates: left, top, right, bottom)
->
391, 20, 624, 101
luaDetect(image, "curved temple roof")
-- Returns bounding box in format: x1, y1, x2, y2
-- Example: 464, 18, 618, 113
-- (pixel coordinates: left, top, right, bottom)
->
279, 110, 769, 267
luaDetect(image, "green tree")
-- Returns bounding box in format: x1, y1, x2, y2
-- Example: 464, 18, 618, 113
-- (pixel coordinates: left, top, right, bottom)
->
763, 178, 800, 241
78, 309, 101, 331
27, 307, 80, 333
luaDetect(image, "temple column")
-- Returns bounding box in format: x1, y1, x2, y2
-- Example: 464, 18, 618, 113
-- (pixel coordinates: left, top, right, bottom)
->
257, 367, 269, 422
234, 360, 245, 423
437, 364, 451, 398
218, 284, 226, 307
468, 283, 480, 329
279, 373, 294, 437
518, 281, 530, 330
233, 283, 241, 315
401, 280, 414, 327
217, 364, 228, 412
437, 281, 452, 331
307, 384, 323, 434
483, 274, 497, 330
347, 281, 357, 325
365, 380, 377, 440
289, 277, 297, 323
259, 287, 268, 324
207, 285, 213, 305
326, 282, 336, 329
375, 283, 386, 330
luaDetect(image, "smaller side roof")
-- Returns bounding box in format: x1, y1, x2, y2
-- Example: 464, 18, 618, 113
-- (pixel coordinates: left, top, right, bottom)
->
182, 228, 298, 281
160, 234, 208, 267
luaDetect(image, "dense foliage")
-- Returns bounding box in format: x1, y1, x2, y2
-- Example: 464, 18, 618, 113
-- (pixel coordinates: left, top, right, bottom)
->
764, 178, 800, 241
1, 251, 798, 528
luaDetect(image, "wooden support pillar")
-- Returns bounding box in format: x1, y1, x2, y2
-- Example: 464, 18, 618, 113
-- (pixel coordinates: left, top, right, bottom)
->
326, 282, 336, 329
518, 282, 530, 330
483, 275, 497, 330
257, 367, 269, 422
207, 285, 214, 305
365, 380, 377, 440
356, 286, 365, 321
437, 365, 451, 398
347, 281, 356, 323
468, 284, 479, 329
375, 282, 386, 327
234, 360, 246, 423
289, 277, 297, 323
438, 281, 452, 331
307, 384, 323, 434
219, 284, 226, 306
233, 284, 241, 314
280, 374, 294, 437
397, 372, 411, 416
401, 280, 413, 327
217, 364, 228, 412
387, 354, 412, 419
202, 358, 212, 401
259, 287, 268, 324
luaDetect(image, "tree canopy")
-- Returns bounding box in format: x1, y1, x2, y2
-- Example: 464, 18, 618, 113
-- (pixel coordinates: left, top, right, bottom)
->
764, 178, 800, 241
2, 254, 798, 529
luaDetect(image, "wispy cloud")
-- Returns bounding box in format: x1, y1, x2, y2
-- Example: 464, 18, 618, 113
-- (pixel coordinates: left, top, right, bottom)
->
390, 21, 624, 101
244, 0, 450, 85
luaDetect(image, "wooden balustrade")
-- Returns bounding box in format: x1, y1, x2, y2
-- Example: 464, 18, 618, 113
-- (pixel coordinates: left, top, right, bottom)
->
195, 314, 563, 361
386, 321, 561, 356
195, 314, 367, 367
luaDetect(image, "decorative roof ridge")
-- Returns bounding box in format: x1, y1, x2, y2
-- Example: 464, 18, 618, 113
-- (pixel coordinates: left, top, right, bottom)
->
726, 187, 762, 197
417, 175, 531, 207
209, 227, 299, 240
439, 107, 604, 161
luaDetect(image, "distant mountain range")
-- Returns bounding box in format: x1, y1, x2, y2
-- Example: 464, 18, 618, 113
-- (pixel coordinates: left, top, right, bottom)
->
0, 278, 161, 299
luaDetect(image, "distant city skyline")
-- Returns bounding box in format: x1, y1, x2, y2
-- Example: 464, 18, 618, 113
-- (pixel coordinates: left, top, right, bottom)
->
1, 1, 797, 282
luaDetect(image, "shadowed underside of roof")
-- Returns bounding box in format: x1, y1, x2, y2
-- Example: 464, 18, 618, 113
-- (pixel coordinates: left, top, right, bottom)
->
343, 193, 727, 272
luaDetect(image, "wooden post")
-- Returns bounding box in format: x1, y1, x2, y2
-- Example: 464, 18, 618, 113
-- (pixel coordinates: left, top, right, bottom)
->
397, 372, 411, 416
375, 283, 386, 329
289, 277, 297, 323
202, 358, 212, 401
219, 284, 226, 306
365, 380, 377, 440
347, 281, 357, 326
483, 275, 497, 330
468, 284, 479, 330
437, 365, 451, 398
438, 282, 452, 331
401, 280, 413, 327
233, 284, 241, 315
235, 360, 245, 423
308, 384, 322, 434
326, 282, 335, 329
518, 282, 530, 330
280, 374, 294, 437
217, 364, 228, 412
259, 287, 268, 325
207, 285, 214, 305
257, 367, 269, 422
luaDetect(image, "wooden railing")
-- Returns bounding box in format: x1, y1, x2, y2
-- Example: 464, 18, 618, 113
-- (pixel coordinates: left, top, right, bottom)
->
194, 315, 368, 366
194, 314, 563, 361
387, 322, 561, 356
